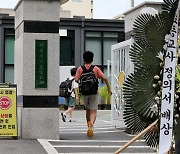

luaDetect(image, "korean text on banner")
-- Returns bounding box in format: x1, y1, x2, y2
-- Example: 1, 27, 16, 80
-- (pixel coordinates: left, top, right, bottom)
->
159, 1, 180, 153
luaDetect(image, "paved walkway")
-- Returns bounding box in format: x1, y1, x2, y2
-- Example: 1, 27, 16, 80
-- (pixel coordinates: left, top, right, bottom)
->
41, 110, 156, 154
0, 110, 156, 154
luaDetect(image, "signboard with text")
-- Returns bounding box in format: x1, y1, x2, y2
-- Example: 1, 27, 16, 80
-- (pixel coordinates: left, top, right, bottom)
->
0, 85, 17, 137
35, 40, 48, 89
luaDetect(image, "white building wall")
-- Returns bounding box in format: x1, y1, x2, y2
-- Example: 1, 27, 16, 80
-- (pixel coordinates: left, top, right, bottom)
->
124, 2, 163, 33
61, 0, 92, 18
59, 66, 75, 84
0, 8, 15, 16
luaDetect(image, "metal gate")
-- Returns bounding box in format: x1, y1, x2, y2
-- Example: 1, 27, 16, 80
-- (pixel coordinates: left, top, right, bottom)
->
109, 38, 134, 128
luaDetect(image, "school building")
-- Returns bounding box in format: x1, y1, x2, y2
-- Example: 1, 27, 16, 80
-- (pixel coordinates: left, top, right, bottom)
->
0, 14, 125, 84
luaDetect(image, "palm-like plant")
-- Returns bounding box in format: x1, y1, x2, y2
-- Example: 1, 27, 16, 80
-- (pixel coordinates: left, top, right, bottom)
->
123, 0, 179, 148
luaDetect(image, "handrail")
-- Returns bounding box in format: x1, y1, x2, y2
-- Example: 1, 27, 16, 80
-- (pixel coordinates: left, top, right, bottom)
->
114, 119, 158, 154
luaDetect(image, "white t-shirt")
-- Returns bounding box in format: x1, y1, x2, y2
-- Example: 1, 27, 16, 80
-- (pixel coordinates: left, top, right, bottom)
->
69, 76, 78, 98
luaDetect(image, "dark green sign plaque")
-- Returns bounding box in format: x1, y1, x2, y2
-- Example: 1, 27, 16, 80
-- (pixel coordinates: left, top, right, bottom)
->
35, 40, 47, 88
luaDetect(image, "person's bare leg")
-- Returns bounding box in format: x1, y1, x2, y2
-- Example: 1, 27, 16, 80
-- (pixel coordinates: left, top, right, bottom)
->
65, 107, 75, 118
90, 110, 97, 124
87, 109, 96, 137
69, 110, 72, 118
86, 109, 90, 123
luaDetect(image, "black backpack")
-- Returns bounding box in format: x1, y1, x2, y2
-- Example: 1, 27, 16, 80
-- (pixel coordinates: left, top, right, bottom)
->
59, 78, 74, 98
79, 65, 98, 95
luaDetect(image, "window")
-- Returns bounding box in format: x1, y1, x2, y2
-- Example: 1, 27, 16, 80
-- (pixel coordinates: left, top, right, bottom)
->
85, 31, 121, 78
5, 66, 14, 83
103, 32, 118, 38
60, 30, 75, 66
4, 29, 15, 83
5, 36, 14, 65
103, 40, 117, 65
91, 9, 93, 13
85, 39, 101, 65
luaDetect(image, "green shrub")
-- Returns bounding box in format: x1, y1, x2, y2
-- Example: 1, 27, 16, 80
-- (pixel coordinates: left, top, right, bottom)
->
98, 85, 111, 104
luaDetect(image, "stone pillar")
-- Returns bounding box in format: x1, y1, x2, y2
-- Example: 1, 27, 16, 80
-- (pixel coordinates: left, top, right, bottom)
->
14, 0, 60, 139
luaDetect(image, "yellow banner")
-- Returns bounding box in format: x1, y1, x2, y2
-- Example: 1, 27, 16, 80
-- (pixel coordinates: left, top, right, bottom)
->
0, 87, 17, 136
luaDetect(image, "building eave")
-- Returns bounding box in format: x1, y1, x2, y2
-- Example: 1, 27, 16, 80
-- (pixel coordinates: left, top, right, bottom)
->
14, 0, 69, 11
123, 1, 163, 15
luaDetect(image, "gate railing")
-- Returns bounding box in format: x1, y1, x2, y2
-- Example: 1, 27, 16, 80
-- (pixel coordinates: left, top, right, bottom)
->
110, 38, 134, 127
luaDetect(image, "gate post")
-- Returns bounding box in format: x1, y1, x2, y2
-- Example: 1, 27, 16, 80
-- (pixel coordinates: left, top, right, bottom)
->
14, 0, 60, 139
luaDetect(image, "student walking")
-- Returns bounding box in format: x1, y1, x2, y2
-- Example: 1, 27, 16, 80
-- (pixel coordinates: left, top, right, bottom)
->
75, 51, 112, 137
61, 67, 79, 122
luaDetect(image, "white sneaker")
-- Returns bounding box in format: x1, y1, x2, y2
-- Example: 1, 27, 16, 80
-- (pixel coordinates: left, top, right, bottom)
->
61, 113, 66, 122
69, 119, 76, 122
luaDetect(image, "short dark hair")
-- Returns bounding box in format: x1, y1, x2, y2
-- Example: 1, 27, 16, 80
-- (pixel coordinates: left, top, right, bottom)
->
83, 51, 94, 63
71, 67, 77, 76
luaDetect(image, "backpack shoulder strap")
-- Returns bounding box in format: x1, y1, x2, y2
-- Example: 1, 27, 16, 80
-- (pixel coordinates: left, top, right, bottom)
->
89, 65, 95, 72
66, 78, 70, 81
71, 78, 75, 83
70, 78, 74, 92
81, 65, 95, 73
81, 66, 86, 72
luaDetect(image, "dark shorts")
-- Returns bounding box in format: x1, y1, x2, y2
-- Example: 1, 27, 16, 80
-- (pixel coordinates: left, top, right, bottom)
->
65, 97, 75, 107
